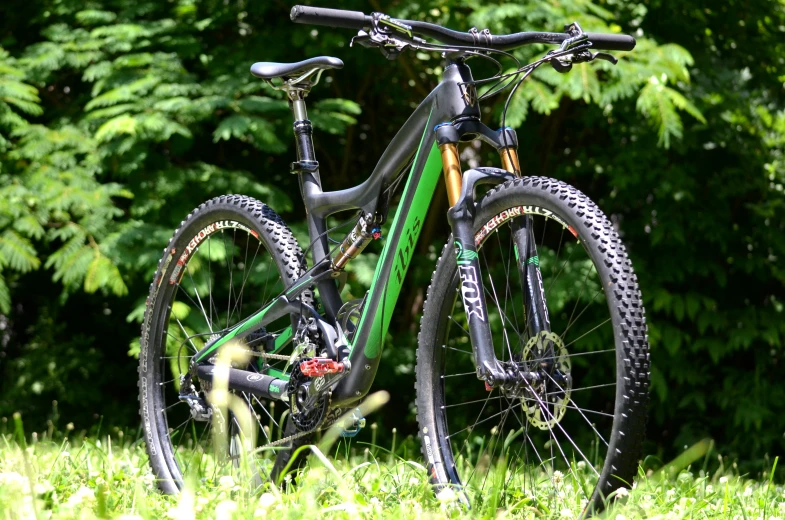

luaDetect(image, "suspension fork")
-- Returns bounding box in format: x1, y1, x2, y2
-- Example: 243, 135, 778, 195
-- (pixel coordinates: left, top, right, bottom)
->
439, 132, 514, 387
437, 122, 554, 388
499, 141, 554, 370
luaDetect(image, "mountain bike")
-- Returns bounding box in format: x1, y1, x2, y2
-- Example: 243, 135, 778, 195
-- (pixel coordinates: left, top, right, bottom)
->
138, 5, 649, 516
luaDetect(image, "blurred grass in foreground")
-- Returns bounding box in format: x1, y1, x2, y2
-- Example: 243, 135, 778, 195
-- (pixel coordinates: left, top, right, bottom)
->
0, 416, 782, 520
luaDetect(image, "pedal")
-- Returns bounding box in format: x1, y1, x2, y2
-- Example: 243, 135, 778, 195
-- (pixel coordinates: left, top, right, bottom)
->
299, 358, 345, 377
340, 408, 366, 438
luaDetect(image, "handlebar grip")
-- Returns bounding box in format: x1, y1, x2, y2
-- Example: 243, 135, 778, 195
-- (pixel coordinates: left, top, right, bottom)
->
585, 32, 636, 51
290, 5, 370, 30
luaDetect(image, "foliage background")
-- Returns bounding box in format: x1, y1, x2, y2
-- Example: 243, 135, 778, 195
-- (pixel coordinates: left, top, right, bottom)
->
0, 0, 783, 473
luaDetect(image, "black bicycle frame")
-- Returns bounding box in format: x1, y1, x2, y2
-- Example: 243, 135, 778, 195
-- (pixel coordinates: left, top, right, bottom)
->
192, 59, 549, 407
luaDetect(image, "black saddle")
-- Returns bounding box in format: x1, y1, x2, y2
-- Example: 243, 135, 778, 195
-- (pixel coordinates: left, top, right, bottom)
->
250, 56, 343, 80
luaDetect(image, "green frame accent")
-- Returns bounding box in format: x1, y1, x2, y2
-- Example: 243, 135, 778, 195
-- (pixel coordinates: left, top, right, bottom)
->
351, 141, 443, 359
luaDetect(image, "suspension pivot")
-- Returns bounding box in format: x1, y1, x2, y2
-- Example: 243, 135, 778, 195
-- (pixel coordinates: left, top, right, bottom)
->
300, 358, 345, 377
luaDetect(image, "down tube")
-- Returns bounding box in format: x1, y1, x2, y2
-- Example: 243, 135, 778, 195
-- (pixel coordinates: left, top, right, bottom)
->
332, 137, 443, 405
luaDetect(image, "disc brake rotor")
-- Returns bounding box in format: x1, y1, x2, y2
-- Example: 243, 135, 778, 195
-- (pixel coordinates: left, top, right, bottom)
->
522, 331, 572, 430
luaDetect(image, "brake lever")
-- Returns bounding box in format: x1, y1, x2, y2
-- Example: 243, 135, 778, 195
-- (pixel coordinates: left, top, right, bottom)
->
548, 48, 618, 73
592, 51, 618, 65
350, 31, 373, 48
351, 14, 427, 60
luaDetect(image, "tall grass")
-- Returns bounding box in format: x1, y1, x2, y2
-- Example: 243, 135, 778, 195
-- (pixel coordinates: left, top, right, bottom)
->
0, 412, 782, 520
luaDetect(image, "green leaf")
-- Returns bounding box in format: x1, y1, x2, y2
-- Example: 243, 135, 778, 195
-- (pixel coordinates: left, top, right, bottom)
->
0, 230, 40, 272
0, 273, 9, 313
75, 10, 118, 26
95, 114, 137, 142
314, 98, 362, 115
84, 253, 128, 296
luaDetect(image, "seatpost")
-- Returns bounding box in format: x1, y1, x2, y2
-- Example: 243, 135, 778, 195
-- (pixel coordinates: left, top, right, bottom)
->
289, 91, 318, 171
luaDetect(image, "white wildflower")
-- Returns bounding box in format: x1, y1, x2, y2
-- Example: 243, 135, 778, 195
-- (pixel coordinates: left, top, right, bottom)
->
553, 470, 564, 483
409, 476, 420, 486
215, 500, 237, 518
0, 472, 28, 491
560, 508, 573, 518
705, 485, 714, 494
666, 488, 676, 498
218, 475, 235, 490
33, 481, 53, 495
719, 476, 729, 484
743, 486, 754, 497
614, 487, 629, 498
65, 486, 95, 508
436, 487, 458, 503
258, 493, 277, 509
616, 514, 627, 520
576, 461, 586, 470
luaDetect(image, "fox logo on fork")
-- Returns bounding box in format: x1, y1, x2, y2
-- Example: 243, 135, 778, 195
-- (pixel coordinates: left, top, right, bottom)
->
458, 265, 485, 322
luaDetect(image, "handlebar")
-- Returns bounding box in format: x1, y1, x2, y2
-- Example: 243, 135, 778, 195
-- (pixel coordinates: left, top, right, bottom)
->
289, 5, 636, 52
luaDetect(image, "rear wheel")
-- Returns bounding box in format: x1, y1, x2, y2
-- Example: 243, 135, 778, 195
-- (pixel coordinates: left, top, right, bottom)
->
415, 176, 649, 515
138, 195, 313, 493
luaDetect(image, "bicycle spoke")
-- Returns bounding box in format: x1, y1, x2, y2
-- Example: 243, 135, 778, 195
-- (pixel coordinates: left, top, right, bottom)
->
564, 317, 612, 349
186, 266, 213, 333
436, 207, 629, 509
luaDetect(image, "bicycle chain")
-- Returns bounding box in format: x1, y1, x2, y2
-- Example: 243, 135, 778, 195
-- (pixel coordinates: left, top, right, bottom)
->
244, 343, 333, 448
251, 352, 291, 361
259, 390, 333, 448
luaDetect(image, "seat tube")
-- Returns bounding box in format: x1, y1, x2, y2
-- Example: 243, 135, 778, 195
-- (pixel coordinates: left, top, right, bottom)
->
288, 90, 342, 319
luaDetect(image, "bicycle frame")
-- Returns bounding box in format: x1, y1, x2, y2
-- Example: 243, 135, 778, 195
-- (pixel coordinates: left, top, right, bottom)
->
191, 59, 549, 408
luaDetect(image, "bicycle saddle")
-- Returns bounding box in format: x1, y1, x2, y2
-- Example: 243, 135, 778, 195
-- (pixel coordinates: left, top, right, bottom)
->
250, 56, 343, 80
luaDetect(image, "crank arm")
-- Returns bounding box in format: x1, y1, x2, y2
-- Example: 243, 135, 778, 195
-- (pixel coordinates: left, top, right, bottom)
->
302, 362, 352, 409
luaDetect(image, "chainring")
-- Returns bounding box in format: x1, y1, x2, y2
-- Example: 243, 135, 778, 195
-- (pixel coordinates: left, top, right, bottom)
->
521, 331, 572, 430
288, 359, 330, 431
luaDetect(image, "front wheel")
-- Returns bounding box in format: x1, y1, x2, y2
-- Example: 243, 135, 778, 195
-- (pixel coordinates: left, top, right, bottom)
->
415, 176, 649, 516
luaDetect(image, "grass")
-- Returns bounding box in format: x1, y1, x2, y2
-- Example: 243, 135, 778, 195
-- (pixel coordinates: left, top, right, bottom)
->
0, 414, 783, 520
